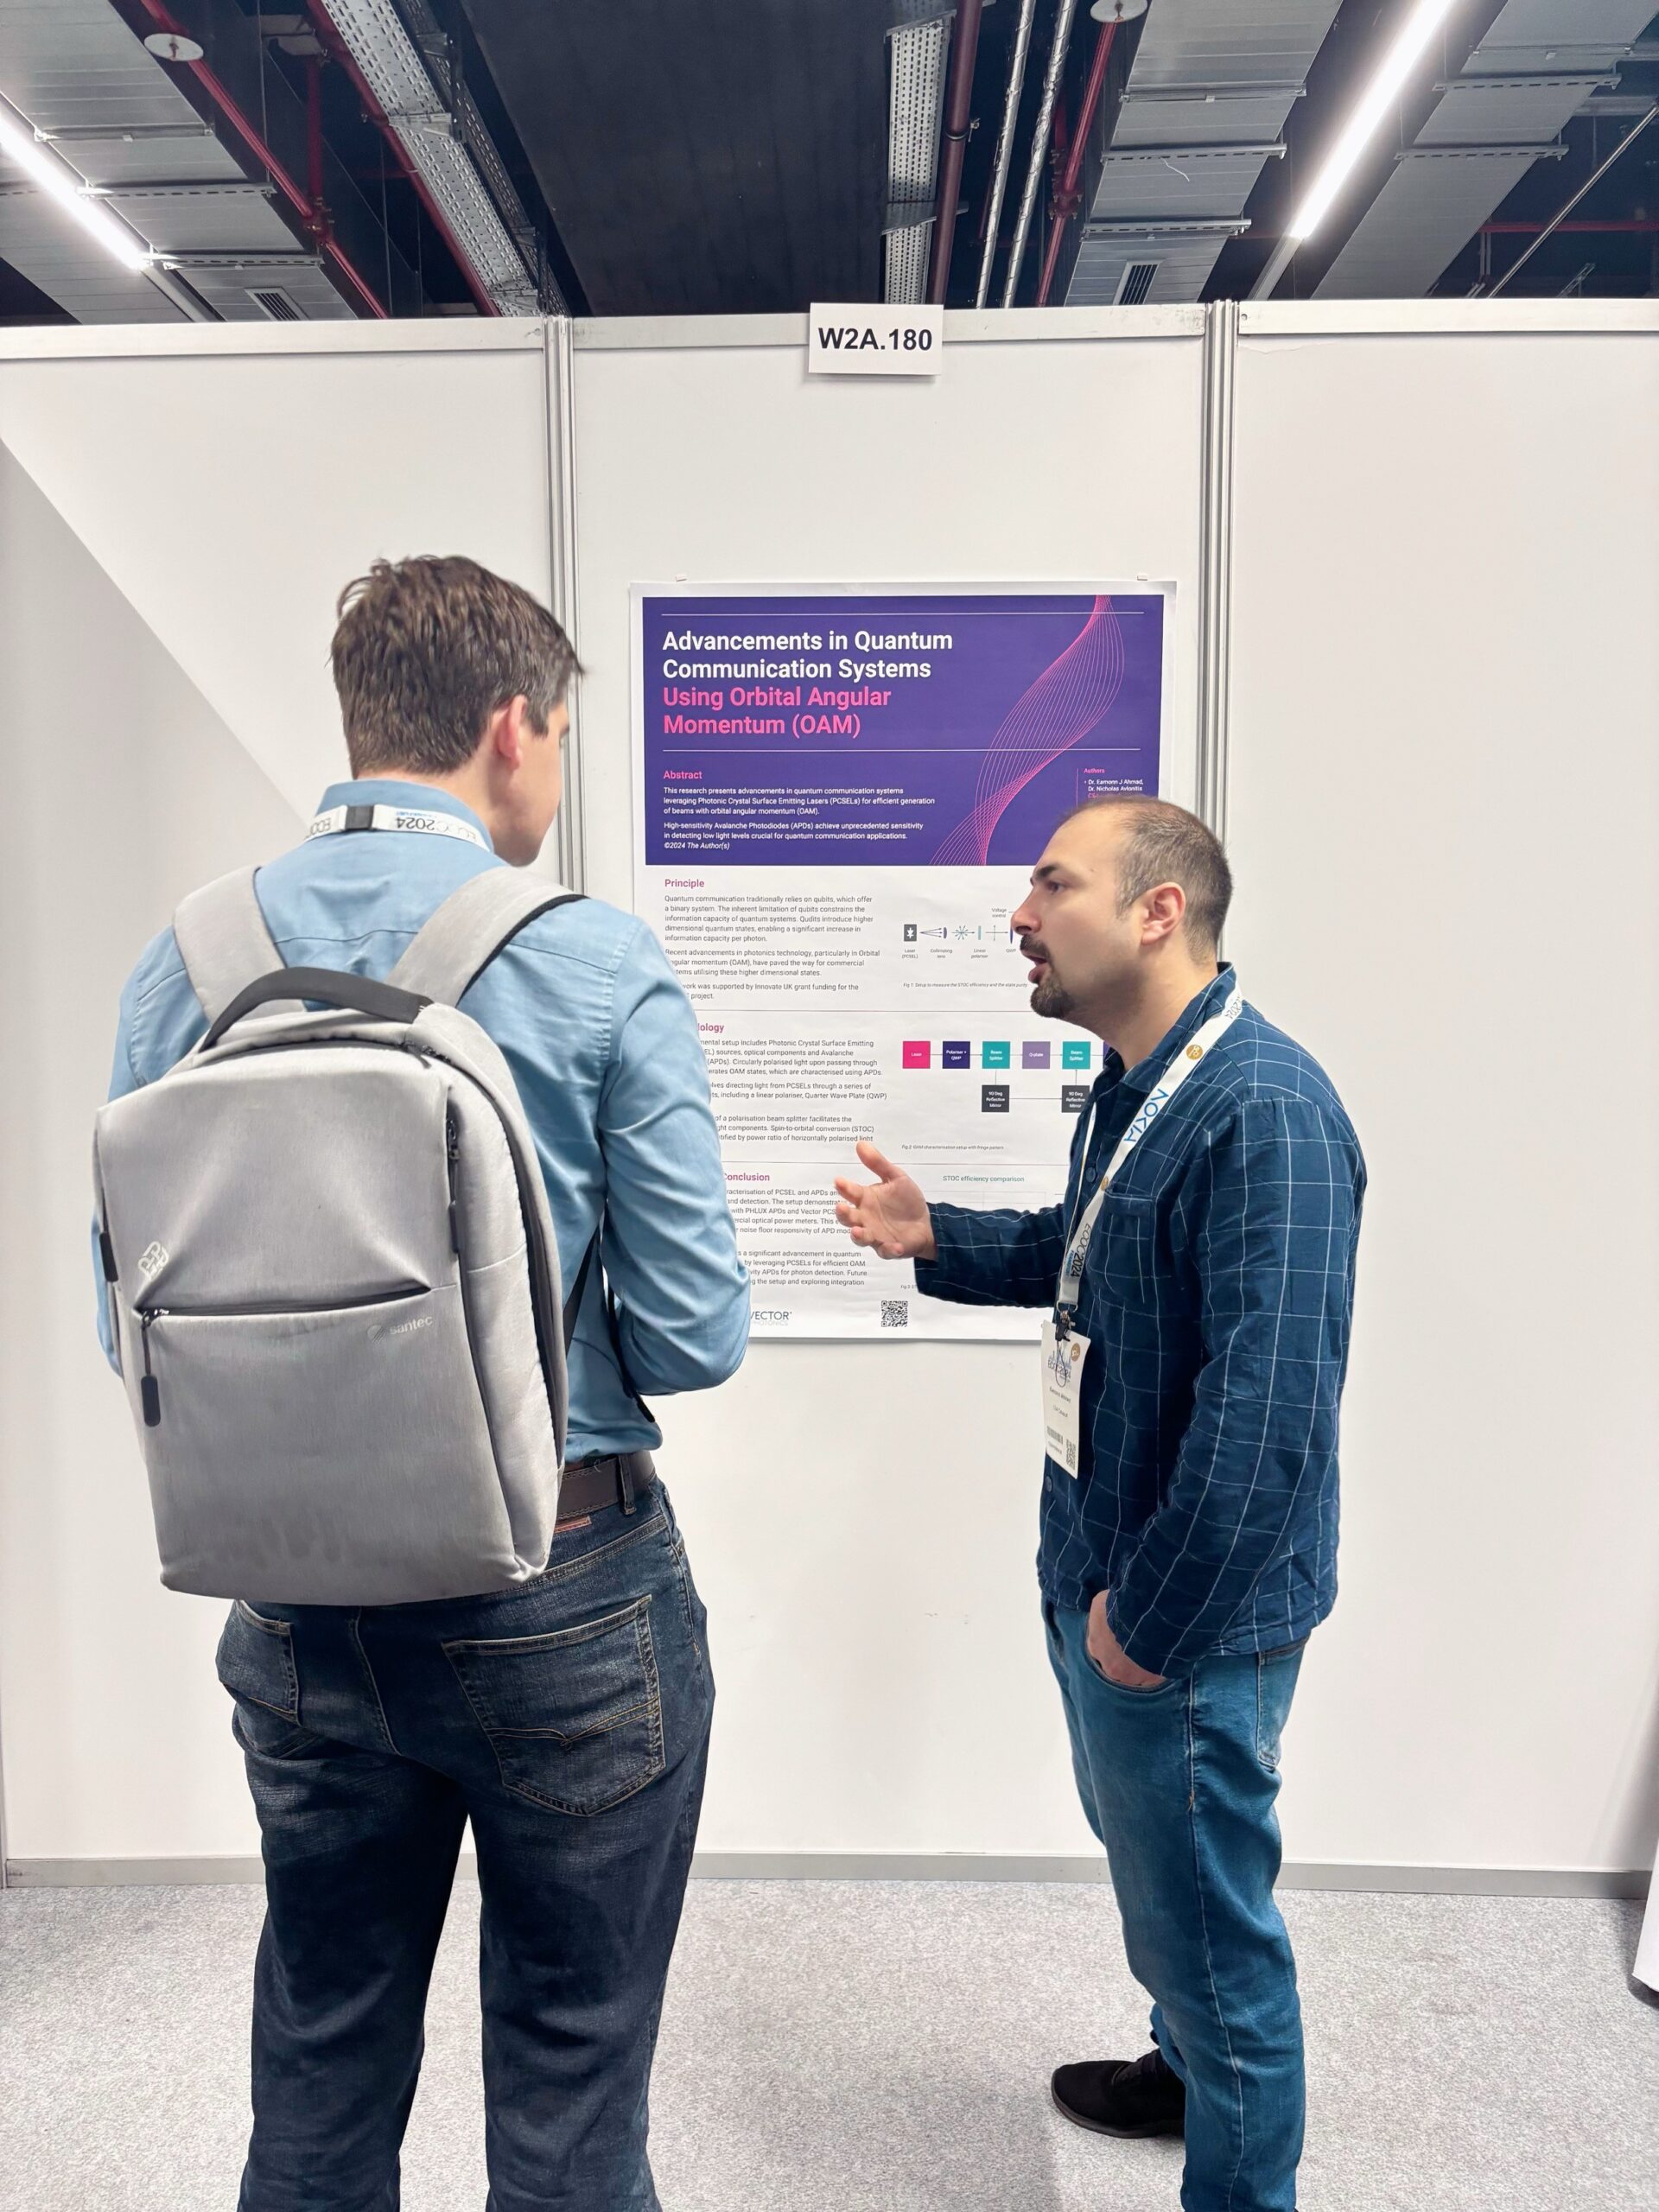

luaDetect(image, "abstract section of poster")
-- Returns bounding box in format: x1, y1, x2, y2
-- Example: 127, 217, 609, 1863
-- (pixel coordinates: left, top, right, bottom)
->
632, 587, 1168, 1338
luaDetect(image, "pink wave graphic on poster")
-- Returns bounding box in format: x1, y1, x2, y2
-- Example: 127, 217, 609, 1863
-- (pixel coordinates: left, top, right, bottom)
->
929, 596, 1126, 866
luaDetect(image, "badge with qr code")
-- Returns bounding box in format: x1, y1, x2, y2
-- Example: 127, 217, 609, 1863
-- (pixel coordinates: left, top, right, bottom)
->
1039, 1318, 1090, 1476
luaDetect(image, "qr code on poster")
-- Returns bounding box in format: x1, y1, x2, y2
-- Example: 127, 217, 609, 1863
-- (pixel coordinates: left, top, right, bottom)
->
880, 1300, 910, 1330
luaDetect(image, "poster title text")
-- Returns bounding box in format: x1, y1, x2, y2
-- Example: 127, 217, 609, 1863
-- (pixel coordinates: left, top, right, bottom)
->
658, 626, 953, 686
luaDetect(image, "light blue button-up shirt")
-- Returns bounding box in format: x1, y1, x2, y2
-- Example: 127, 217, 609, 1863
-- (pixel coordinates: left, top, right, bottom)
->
101, 779, 750, 1456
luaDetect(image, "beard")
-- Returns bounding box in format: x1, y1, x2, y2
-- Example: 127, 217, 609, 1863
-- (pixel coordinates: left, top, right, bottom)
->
1020, 937, 1073, 1020
1030, 972, 1074, 1020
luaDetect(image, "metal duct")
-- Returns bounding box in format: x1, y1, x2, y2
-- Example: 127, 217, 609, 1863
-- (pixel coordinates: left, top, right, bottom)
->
1315, 0, 1659, 299
1065, 0, 1344, 306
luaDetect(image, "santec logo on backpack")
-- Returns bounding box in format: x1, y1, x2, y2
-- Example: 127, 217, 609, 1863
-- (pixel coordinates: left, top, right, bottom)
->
93, 864, 598, 1605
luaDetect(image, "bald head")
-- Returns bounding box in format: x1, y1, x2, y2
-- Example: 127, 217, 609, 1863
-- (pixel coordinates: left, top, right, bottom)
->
1009, 797, 1230, 1035
1065, 797, 1232, 956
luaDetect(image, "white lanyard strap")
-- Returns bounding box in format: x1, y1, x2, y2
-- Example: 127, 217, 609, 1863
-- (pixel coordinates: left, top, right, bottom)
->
307, 803, 487, 851
1056, 987, 1242, 1324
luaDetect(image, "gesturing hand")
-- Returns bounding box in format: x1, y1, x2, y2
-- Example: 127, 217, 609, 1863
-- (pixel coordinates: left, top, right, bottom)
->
833, 1141, 937, 1263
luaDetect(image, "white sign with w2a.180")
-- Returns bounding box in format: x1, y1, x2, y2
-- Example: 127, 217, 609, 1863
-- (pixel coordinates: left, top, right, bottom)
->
808, 302, 943, 377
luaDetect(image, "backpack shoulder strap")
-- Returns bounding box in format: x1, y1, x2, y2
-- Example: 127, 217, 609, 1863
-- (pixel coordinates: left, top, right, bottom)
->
388, 867, 585, 1007
173, 867, 298, 1026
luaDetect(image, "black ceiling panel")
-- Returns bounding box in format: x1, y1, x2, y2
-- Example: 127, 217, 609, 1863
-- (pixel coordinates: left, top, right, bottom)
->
457, 0, 896, 315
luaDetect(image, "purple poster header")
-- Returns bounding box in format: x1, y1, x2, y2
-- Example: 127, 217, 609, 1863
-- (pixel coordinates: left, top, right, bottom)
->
640, 590, 1162, 867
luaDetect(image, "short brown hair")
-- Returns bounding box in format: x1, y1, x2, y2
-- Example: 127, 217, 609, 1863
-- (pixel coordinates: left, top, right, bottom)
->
1071, 795, 1233, 952
331, 556, 582, 775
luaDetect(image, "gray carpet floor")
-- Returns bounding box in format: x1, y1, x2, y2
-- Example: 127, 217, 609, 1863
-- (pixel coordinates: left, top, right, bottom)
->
2, 1879, 1656, 2210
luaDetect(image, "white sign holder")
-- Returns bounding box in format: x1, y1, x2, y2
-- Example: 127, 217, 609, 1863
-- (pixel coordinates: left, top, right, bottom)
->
807, 302, 943, 377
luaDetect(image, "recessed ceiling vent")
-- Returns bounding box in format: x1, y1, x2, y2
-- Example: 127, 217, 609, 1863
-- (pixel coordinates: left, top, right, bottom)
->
1114, 261, 1160, 305
248, 288, 304, 321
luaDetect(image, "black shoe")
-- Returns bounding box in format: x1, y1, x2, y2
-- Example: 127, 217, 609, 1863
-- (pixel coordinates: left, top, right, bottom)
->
1051, 2048, 1185, 2139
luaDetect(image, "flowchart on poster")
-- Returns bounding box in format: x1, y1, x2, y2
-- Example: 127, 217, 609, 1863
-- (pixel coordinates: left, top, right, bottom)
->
632, 586, 1169, 1338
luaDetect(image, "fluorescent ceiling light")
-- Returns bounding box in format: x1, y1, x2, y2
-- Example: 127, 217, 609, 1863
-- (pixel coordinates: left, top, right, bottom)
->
0, 101, 153, 272
1287, 0, 1463, 241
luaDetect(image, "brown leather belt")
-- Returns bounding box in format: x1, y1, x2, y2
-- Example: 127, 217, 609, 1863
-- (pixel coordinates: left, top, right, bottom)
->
556, 1450, 658, 1522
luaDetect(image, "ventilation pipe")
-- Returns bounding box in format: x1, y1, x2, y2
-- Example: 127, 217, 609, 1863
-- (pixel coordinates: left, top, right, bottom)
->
1035, 16, 1117, 306
976, 0, 1039, 305
1001, 0, 1079, 306
927, 0, 986, 303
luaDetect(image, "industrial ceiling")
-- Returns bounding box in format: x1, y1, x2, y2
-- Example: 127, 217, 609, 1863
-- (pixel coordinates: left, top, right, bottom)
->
1, 2, 1656, 327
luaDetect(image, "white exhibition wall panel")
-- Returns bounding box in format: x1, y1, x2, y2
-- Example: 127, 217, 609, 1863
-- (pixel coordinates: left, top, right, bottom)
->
0, 323, 555, 817
0, 444, 289, 1860
9, 305, 1650, 1882
0, 327, 556, 1861
571, 310, 1207, 1859
1225, 304, 1659, 1874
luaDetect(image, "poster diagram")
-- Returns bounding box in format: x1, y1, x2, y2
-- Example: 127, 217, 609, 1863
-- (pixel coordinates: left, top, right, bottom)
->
632, 587, 1168, 1338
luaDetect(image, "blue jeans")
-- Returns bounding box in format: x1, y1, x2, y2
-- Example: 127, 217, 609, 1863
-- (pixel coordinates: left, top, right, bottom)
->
216, 1484, 713, 2212
1045, 1604, 1306, 2212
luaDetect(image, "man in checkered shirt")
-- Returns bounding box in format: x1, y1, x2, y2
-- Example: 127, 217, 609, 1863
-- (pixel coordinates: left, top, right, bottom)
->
836, 797, 1363, 2212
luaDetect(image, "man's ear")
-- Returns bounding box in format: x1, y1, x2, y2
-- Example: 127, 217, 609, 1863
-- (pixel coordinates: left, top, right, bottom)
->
1141, 882, 1187, 946
489, 695, 533, 771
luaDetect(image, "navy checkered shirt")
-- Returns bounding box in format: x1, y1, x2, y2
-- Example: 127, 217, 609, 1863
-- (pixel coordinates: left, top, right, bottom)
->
915, 966, 1364, 1676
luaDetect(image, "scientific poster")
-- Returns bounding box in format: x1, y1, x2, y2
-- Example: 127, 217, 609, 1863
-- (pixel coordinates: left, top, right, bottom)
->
632, 586, 1169, 1339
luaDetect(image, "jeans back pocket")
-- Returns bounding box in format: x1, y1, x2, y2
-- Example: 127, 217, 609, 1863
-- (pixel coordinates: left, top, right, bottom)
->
216, 1599, 300, 1719
443, 1596, 664, 1816
215, 1600, 326, 1760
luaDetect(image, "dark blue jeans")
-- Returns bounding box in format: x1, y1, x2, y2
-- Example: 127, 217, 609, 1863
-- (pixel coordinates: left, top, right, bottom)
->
216, 1484, 713, 2212
1046, 1604, 1307, 2212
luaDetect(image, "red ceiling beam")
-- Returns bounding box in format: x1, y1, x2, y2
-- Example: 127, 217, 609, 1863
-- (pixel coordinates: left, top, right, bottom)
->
928, 0, 986, 305
1036, 21, 1118, 308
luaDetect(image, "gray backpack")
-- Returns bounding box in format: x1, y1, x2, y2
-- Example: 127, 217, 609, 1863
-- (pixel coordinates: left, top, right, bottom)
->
93, 865, 593, 1605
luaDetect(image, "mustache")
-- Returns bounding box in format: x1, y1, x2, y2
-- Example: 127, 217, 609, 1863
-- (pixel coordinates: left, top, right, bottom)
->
1019, 938, 1051, 963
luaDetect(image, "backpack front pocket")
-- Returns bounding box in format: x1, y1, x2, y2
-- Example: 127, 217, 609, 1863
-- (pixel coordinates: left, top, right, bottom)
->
134, 1282, 512, 1602
137, 1283, 429, 1428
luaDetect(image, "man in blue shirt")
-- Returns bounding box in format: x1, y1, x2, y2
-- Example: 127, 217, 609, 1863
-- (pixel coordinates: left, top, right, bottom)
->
104, 556, 749, 2212
836, 798, 1363, 2212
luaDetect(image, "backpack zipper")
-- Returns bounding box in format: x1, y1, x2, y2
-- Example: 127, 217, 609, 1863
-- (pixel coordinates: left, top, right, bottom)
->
440, 1073, 563, 1414
136, 1284, 426, 1430
446, 1109, 463, 1255
446, 1109, 503, 1478
140, 1310, 161, 1427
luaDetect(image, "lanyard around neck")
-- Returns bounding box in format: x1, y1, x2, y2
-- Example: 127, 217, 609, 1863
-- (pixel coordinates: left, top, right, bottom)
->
307, 802, 487, 851
1055, 986, 1243, 1326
